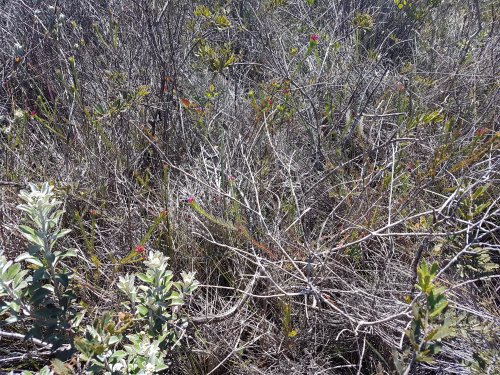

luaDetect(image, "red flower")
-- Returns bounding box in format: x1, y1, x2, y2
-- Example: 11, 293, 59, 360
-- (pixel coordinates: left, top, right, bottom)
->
268, 99, 273, 106
475, 128, 489, 137
180, 98, 190, 108
134, 245, 145, 253
228, 175, 236, 182
310, 34, 319, 43
30, 110, 36, 117
89, 209, 98, 216
186, 196, 195, 204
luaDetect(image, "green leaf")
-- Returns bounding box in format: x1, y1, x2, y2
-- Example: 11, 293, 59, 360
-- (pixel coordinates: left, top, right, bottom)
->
483, 262, 499, 271
168, 291, 184, 306
46, 252, 55, 264
72, 311, 86, 328
110, 350, 128, 360
18, 228, 44, 247
429, 299, 448, 318
55, 228, 72, 240
425, 326, 453, 341
60, 249, 77, 259
43, 284, 55, 292
7, 301, 21, 313
31, 287, 51, 303
18, 225, 37, 237
430, 262, 439, 277
416, 352, 435, 364
137, 305, 148, 316
5, 315, 18, 323
137, 273, 152, 283
108, 335, 121, 345
429, 342, 442, 355
433, 286, 446, 295
95, 104, 104, 115
15, 253, 44, 267
55, 273, 69, 288
5, 263, 21, 280
13, 278, 29, 292
472, 185, 488, 200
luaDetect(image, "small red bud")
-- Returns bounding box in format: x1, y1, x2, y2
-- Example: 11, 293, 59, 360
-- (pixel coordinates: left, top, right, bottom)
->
475, 128, 489, 137
134, 245, 145, 253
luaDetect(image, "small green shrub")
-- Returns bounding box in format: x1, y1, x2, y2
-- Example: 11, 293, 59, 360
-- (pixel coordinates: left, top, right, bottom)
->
1, 182, 76, 348
0, 183, 199, 374
395, 261, 457, 373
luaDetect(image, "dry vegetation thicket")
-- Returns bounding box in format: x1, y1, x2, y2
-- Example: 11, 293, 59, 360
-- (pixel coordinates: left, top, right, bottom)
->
0, 0, 499, 374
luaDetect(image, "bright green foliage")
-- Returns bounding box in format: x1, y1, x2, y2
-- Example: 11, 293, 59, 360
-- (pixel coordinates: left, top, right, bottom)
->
457, 184, 493, 221
193, 5, 231, 30
281, 301, 297, 339
196, 41, 236, 72
352, 12, 374, 31
192, 4, 235, 73
407, 109, 445, 130
405, 261, 456, 365
394, 0, 410, 10
74, 251, 198, 373
193, 5, 212, 18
